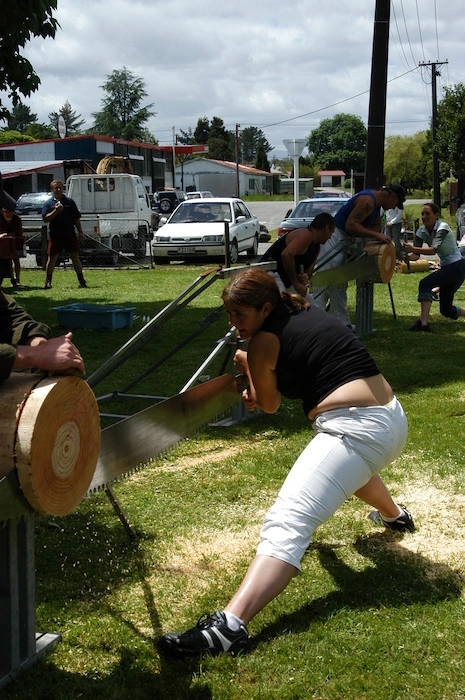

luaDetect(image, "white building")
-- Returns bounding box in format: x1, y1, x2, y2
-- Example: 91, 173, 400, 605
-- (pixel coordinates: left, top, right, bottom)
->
175, 158, 273, 198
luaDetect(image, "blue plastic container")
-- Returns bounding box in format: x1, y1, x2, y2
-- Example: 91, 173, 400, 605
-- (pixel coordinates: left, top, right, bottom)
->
53, 303, 135, 330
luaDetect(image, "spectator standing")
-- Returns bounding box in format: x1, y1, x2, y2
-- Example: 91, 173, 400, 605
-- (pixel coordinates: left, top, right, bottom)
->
384, 204, 404, 260
42, 179, 87, 290
0, 207, 24, 289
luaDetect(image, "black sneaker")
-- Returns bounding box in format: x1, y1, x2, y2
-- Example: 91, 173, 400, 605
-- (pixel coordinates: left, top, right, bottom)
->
159, 611, 249, 659
44, 280, 52, 289
368, 505, 416, 533
409, 320, 431, 332
78, 279, 87, 288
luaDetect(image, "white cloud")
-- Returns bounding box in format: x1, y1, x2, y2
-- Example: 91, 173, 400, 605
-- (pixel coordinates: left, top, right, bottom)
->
1, 0, 463, 154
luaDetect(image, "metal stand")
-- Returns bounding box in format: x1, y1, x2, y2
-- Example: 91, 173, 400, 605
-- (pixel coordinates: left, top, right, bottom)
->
355, 279, 375, 336
0, 515, 60, 690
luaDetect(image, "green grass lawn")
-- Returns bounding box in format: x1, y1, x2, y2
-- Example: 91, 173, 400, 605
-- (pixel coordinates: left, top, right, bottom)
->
3, 264, 465, 700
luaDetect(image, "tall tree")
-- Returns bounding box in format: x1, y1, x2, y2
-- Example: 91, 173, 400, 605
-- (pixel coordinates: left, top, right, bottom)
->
307, 113, 367, 173
0, 1, 59, 121
192, 116, 234, 160
92, 67, 156, 141
177, 127, 195, 145
193, 117, 210, 144
436, 83, 465, 191
241, 126, 272, 163
7, 102, 37, 131
48, 100, 85, 135
255, 144, 270, 172
384, 132, 429, 191
205, 136, 233, 161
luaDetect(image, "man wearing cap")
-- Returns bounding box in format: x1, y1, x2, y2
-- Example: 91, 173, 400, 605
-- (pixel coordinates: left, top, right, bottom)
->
312, 183, 406, 327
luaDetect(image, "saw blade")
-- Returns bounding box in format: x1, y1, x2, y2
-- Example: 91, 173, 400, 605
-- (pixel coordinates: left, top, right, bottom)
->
87, 373, 240, 494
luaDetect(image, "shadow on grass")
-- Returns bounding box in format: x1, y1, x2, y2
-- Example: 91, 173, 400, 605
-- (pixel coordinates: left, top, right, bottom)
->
3, 650, 212, 700
251, 531, 464, 651
364, 306, 465, 394
1, 506, 212, 699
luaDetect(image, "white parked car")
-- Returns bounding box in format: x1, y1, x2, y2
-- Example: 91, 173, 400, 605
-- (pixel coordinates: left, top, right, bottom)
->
185, 191, 214, 199
152, 197, 260, 264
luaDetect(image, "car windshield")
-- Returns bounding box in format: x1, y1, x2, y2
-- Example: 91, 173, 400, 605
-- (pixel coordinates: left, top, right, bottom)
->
169, 202, 232, 223
290, 200, 344, 218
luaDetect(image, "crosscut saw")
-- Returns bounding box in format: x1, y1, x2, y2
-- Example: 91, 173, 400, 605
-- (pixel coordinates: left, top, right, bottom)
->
86, 372, 241, 495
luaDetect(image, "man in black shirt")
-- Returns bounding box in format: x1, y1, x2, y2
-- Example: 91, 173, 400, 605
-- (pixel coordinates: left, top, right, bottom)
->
42, 179, 87, 290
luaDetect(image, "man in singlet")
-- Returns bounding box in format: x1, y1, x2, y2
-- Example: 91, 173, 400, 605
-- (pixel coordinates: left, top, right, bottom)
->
313, 183, 406, 327
260, 212, 335, 303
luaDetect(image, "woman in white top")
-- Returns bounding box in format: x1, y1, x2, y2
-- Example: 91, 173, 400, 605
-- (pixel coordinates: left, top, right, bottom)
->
403, 202, 465, 332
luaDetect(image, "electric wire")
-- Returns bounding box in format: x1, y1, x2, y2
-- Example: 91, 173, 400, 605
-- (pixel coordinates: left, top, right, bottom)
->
398, 0, 418, 68
414, 0, 426, 63
391, 2, 415, 72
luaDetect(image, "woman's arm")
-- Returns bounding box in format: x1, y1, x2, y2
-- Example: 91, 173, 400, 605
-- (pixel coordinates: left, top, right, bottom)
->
402, 234, 435, 257
235, 332, 281, 413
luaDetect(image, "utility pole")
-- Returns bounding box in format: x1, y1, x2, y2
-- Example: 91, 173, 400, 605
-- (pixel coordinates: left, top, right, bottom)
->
235, 124, 240, 197
172, 126, 176, 189
419, 60, 448, 210
364, 0, 390, 188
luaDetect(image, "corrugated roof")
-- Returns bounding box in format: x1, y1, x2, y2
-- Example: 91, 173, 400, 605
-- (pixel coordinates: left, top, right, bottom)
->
207, 159, 271, 176
0, 161, 64, 179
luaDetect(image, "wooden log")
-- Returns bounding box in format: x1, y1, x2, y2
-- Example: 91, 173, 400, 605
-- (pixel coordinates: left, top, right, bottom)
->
0, 373, 100, 516
362, 241, 396, 283
397, 259, 431, 274
311, 241, 396, 288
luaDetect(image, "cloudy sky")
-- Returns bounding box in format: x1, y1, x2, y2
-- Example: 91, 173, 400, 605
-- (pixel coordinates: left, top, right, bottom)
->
4, 0, 464, 156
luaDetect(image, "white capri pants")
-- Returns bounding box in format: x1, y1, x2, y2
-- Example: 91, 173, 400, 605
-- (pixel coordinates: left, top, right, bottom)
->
256, 397, 408, 570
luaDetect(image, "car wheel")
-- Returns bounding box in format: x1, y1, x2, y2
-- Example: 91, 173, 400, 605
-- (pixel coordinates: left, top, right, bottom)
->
229, 241, 239, 264
159, 198, 172, 214
247, 234, 259, 257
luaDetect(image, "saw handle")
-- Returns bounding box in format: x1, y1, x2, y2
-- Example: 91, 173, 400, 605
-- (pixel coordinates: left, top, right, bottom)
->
235, 372, 250, 393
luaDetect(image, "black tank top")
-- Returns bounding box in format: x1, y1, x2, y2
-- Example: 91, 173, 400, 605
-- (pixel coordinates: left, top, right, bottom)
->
260, 233, 320, 288
261, 301, 380, 416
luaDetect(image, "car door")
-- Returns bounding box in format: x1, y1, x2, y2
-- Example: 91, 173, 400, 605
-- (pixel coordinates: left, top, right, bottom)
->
233, 201, 257, 252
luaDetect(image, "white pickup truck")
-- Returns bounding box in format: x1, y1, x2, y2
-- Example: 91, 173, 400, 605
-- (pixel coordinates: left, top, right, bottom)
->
66, 173, 153, 264
19, 174, 154, 266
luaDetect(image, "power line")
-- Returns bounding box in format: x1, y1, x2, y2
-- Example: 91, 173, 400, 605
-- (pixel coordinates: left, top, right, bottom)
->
391, 2, 415, 71
398, 0, 418, 67
414, 0, 426, 62
258, 67, 418, 130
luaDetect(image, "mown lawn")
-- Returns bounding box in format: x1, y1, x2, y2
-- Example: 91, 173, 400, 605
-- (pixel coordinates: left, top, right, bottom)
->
3, 264, 465, 700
